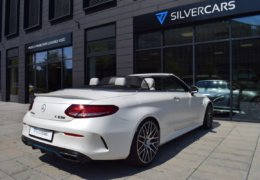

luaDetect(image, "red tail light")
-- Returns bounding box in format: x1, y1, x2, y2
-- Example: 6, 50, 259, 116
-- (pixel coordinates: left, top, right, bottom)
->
29, 101, 34, 111
65, 105, 119, 118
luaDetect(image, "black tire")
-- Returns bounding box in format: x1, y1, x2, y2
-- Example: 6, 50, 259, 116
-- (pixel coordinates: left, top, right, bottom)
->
127, 119, 160, 166
203, 104, 213, 129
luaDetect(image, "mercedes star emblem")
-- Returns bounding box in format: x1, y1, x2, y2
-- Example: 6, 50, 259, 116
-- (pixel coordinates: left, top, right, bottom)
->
41, 104, 46, 112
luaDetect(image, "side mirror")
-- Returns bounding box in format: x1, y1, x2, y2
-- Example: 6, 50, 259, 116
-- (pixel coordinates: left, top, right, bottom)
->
190, 85, 199, 95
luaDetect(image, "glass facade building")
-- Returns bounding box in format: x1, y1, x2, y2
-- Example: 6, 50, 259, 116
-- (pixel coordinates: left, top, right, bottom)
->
135, 15, 260, 121
27, 47, 72, 100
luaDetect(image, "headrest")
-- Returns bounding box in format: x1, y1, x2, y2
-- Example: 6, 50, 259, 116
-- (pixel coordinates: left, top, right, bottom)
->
115, 78, 126, 86
89, 78, 99, 86
142, 78, 155, 90
108, 77, 116, 85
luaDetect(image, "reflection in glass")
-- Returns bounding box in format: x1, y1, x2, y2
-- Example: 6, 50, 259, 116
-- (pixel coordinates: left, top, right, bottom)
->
36, 65, 47, 93
196, 42, 230, 82
88, 55, 116, 79
28, 65, 35, 97
195, 42, 231, 114
137, 32, 161, 49
165, 27, 193, 45
87, 24, 115, 42
48, 49, 62, 63
136, 50, 161, 73
64, 60, 72, 88
86, 24, 116, 80
232, 15, 260, 38
8, 57, 18, 66
35, 52, 47, 64
48, 62, 62, 92
63, 47, 72, 60
164, 46, 193, 85
54, 0, 70, 18
232, 39, 260, 121
87, 39, 116, 54
9, 67, 19, 95
196, 21, 229, 42
28, 47, 73, 97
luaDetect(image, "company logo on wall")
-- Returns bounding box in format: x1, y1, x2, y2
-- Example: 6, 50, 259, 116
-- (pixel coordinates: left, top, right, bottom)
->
155, 0, 236, 25
170, 1, 236, 21
134, 0, 260, 31
155, 11, 168, 25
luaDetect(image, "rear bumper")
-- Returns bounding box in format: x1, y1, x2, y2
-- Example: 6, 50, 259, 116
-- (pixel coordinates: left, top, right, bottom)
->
22, 135, 91, 163
22, 112, 136, 160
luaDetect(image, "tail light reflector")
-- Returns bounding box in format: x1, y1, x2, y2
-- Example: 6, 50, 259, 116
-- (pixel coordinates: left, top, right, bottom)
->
65, 105, 119, 118
64, 133, 84, 137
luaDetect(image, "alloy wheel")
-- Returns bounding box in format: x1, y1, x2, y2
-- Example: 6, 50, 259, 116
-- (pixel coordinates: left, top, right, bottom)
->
136, 121, 160, 164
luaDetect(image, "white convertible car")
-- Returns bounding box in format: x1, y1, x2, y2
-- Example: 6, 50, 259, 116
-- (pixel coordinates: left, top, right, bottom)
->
22, 73, 213, 166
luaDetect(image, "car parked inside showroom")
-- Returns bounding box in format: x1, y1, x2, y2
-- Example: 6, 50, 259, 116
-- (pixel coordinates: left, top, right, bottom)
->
22, 73, 213, 166
195, 80, 260, 118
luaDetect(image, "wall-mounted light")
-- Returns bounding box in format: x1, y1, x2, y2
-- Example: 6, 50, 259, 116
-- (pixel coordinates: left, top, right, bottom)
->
214, 51, 224, 55
181, 32, 193, 37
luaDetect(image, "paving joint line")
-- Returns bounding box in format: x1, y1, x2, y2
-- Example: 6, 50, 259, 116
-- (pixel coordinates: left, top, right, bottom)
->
0, 169, 15, 180
246, 131, 260, 180
186, 123, 237, 180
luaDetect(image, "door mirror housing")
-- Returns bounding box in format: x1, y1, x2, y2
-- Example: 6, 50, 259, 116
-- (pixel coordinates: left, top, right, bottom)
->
190, 85, 199, 95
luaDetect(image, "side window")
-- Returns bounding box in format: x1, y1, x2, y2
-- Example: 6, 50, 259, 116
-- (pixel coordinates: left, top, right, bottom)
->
164, 77, 188, 92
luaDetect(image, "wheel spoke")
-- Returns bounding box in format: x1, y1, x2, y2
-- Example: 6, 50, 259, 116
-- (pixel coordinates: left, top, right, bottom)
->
138, 143, 145, 152
138, 139, 144, 144
150, 136, 159, 140
146, 149, 150, 162
139, 135, 146, 139
148, 146, 156, 155
139, 148, 145, 157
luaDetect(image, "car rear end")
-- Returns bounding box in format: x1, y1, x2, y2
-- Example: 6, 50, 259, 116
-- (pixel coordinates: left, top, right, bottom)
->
22, 94, 135, 162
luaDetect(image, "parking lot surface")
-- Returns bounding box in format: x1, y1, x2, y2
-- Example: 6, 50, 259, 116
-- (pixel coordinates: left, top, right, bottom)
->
0, 102, 260, 180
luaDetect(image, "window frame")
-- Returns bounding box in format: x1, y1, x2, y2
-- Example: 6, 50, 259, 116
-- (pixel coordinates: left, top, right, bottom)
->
49, 0, 73, 23
4, 0, 20, 38
83, 0, 116, 13
24, 0, 42, 32
85, 23, 116, 83
27, 46, 73, 98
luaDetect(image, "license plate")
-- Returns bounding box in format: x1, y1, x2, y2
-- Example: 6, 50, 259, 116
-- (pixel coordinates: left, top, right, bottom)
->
29, 127, 53, 142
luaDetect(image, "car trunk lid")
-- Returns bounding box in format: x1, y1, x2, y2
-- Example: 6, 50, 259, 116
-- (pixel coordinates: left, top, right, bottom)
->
30, 89, 136, 121
31, 96, 93, 122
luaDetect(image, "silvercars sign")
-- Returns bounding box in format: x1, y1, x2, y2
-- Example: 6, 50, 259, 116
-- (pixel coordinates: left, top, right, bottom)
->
170, 1, 236, 21
134, 0, 260, 32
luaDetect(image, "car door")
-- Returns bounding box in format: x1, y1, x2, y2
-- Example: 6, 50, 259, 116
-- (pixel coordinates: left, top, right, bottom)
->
163, 76, 201, 131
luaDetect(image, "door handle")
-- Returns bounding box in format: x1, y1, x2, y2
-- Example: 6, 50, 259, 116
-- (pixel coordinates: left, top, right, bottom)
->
173, 97, 180, 101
